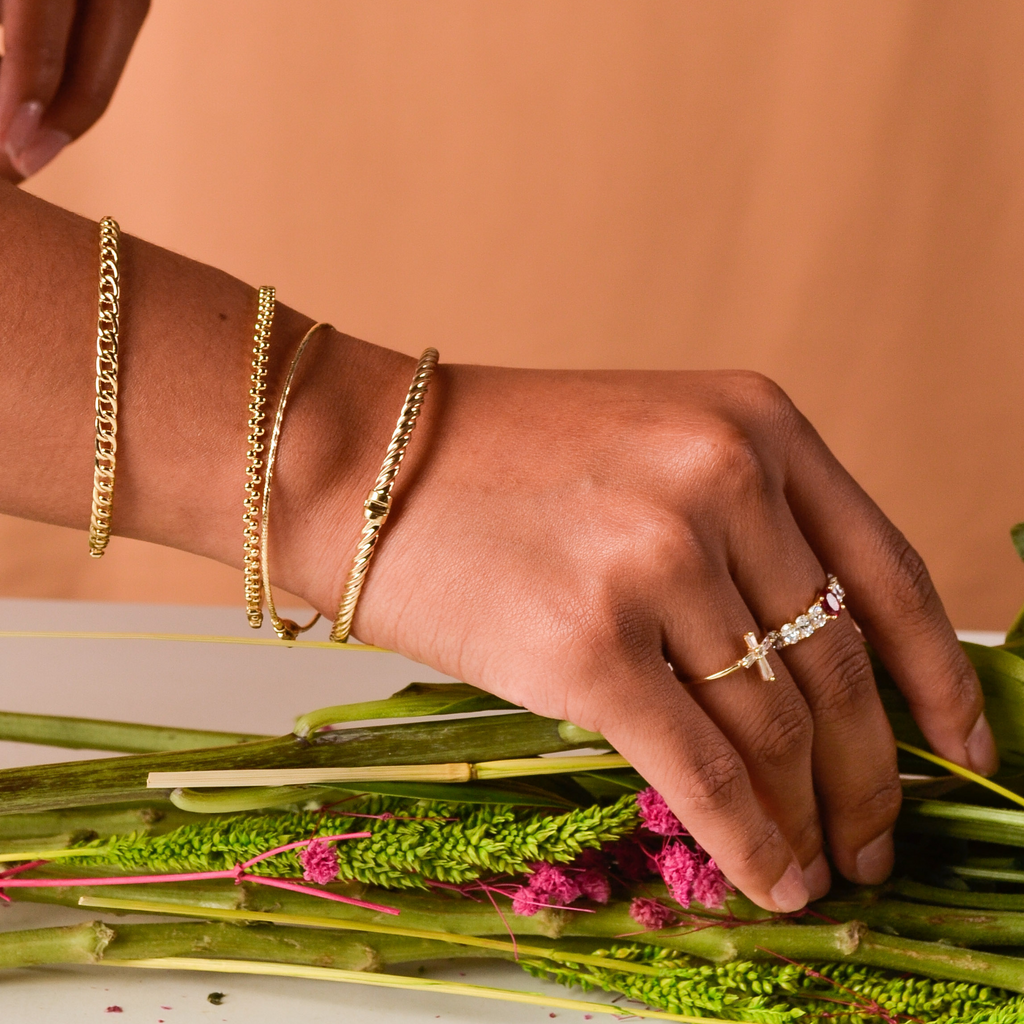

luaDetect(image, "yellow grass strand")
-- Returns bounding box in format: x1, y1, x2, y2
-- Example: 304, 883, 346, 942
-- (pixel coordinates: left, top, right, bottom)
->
104, 957, 742, 1024
896, 740, 1024, 811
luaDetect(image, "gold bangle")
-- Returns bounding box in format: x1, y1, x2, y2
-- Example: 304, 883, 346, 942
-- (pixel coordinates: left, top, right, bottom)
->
242, 286, 276, 627
330, 348, 439, 643
88, 216, 122, 558
260, 322, 333, 640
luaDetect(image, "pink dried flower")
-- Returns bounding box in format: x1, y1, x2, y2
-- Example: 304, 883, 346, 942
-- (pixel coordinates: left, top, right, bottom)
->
576, 867, 611, 904
636, 787, 687, 836
526, 862, 582, 904
657, 841, 698, 907
299, 838, 340, 885
692, 857, 728, 909
629, 897, 677, 930
511, 885, 547, 916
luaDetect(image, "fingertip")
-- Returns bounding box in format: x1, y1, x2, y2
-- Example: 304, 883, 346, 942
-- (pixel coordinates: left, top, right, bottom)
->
853, 829, 894, 885
967, 712, 999, 776
803, 851, 831, 901
7, 124, 69, 177
767, 860, 809, 913
2, 99, 43, 155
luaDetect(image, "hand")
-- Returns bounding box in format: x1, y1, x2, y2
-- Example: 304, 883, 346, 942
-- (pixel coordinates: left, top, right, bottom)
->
292, 351, 998, 914
0, 0, 149, 181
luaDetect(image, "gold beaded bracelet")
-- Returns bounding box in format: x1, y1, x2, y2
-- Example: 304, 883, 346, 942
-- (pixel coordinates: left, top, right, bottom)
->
242, 286, 276, 627
88, 216, 122, 558
259, 322, 333, 640
330, 348, 439, 643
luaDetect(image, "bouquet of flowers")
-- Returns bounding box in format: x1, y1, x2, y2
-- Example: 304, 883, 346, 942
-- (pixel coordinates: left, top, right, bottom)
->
7, 539, 1024, 1022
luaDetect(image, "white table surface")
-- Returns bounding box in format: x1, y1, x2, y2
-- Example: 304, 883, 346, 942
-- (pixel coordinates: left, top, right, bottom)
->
0, 598, 625, 1024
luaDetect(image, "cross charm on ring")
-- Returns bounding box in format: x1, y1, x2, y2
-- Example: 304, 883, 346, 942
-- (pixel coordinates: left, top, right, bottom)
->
743, 632, 776, 682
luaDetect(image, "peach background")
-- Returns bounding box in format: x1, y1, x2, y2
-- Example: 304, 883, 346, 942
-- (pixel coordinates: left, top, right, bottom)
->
2, 1, 1023, 628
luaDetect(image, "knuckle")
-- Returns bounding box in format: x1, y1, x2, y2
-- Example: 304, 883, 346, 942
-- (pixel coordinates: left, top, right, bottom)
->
882, 533, 937, 625
680, 749, 748, 815
803, 630, 876, 719
691, 420, 770, 502
748, 693, 812, 768
846, 771, 903, 830
729, 819, 785, 877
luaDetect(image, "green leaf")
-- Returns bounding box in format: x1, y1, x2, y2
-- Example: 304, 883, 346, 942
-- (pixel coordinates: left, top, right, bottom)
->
293, 683, 520, 738
322, 776, 591, 807
1012, 522, 1024, 561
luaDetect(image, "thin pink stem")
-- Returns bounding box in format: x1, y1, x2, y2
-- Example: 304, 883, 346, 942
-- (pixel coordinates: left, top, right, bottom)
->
242, 875, 400, 915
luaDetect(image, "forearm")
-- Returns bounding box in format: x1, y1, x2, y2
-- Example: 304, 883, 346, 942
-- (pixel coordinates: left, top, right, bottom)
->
0, 179, 415, 610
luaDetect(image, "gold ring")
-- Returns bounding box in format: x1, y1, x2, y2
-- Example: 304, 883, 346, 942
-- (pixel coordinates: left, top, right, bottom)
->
704, 576, 846, 682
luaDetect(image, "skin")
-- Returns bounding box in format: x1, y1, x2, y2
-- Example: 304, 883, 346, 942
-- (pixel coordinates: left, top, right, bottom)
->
0, 0, 150, 180
0, 179, 998, 915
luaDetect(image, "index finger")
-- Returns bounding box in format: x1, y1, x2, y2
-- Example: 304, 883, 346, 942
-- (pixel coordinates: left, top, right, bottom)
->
783, 420, 997, 777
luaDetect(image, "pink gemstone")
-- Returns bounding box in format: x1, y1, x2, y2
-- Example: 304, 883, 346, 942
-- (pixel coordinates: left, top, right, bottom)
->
821, 590, 842, 616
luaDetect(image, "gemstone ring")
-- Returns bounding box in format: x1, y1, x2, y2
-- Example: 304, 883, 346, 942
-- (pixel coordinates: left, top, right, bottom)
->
703, 576, 846, 683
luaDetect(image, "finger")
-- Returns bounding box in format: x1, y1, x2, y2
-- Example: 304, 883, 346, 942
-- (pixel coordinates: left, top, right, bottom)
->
573, 654, 810, 914
0, 0, 77, 176
40, 0, 149, 142
782, 418, 997, 777
661, 571, 829, 899
730, 503, 902, 885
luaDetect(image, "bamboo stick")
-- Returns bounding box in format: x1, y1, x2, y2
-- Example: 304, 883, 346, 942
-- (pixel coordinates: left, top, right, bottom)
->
146, 753, 630, 789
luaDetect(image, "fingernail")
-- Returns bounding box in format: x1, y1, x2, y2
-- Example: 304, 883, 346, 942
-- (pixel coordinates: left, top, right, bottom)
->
768, 861, 809, 913
3, 100, 43, 156
9, 126, 70, 178
802, 851, 831, 901
967, 712, 999, 776
854, 830, 894, 885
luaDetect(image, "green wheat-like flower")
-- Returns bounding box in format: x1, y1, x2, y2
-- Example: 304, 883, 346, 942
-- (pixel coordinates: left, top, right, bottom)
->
60, 793, 640, 889
522, 944, 1024, 1024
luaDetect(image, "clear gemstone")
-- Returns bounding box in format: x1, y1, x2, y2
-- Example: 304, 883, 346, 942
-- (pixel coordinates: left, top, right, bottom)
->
795, 614, 814, 638
779, 621, 801, 645
829, 579, 846, 602
808, 603, 828, 628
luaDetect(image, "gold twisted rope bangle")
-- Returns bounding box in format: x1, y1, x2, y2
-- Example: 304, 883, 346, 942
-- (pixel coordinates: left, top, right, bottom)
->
242, 286, 276, 627
330, 348, 439, 643
259, 322, 333, 640
88, 216, 122, 558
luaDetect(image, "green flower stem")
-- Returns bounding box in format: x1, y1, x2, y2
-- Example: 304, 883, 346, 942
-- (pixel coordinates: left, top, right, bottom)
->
893, 877, 1024, 911
816, 897, 1024, 945
0, 802, 204, 852
0, 920, 480, 973
0, 710, 264, 753
0, 920, 114, 967
15, 879, 1024, 991
899, 799, 1024, 847
854, 930, 1024, 991
0, 711, 590, 814
77, 895, 668, 978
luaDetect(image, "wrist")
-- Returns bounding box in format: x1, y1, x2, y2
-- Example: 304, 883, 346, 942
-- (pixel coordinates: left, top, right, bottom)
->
261, 325, 418, 622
